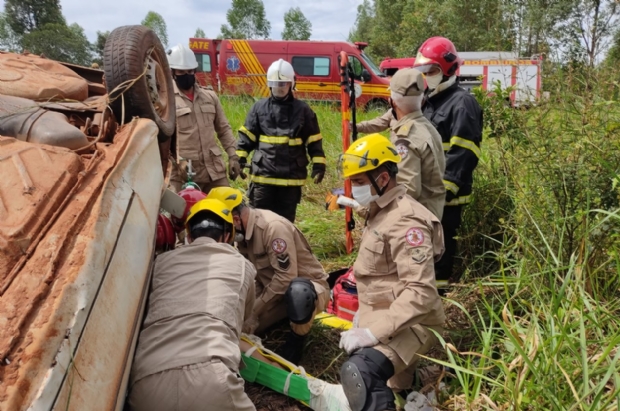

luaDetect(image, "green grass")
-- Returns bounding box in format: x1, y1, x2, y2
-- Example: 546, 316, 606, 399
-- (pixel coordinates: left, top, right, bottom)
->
222, 95, 385, 271
220, 84, 620, 410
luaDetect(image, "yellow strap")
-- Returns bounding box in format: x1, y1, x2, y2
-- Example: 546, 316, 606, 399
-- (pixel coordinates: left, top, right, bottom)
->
259, 135, 303, 146
446, 194, 472, 206
236, 150, 249, 158
306, 134, 323, 145
312, 157, 326, 164
449, 136, 481, 158
443, 179, 459, 195
250, 175, 306, 186
239, 126, 256, 142
240, 335, 314, 377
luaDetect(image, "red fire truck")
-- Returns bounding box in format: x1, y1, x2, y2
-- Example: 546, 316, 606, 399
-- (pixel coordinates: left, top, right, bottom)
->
379, 52, 544, 106
189, 38, 390, 110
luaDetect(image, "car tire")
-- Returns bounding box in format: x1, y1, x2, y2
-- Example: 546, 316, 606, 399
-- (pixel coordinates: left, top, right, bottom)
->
103, 25, 175, 142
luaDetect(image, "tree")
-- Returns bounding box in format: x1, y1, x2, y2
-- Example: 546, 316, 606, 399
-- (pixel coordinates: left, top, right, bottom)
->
195, 28, 206, 38
605, 27, 620, 65
21, 22, 92, 66
348, 0, 375, 44
92, 30, 110, 66
219, 0, 271, 39
141, 11, 168, 48
281, 7, 311, 40
4, 0, 64, 35
0, 12, 22, 52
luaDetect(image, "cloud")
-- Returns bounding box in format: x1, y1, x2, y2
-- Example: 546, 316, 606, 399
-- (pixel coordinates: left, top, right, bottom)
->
0, 0, 363, 46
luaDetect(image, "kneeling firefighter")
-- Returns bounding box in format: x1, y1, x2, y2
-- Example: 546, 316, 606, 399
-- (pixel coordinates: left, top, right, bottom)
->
337, 135, 446, 411
206, 187, 329, 364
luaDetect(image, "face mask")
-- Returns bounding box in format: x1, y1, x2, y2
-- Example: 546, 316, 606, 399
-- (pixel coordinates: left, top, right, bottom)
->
174, 73, 195, 90
234, 232, 245, 243
425, 72, 443, 90
271, 85, 290, 99
352, 184, 380, 207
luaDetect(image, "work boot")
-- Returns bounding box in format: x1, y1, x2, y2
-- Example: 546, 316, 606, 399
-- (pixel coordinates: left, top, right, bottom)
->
276, 331, 306, 365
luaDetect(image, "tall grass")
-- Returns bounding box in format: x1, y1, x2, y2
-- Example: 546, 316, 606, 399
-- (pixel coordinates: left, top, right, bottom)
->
219, 70, 620, 409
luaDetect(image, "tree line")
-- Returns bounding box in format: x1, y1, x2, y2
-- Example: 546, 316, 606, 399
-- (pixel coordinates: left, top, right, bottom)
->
348, 0, 620, 67
0, 0, 314, 68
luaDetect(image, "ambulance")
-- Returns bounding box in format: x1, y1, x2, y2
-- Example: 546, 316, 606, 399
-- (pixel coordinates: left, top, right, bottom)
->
380, 52, 544, 106
188, 38, 391, 110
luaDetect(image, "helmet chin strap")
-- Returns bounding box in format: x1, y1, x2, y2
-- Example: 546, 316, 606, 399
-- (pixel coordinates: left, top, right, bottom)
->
366, 171, 389, 196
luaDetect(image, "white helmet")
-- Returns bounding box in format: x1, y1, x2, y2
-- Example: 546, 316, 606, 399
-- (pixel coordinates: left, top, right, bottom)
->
267, 59, 295, 88
168, 44, 198, 70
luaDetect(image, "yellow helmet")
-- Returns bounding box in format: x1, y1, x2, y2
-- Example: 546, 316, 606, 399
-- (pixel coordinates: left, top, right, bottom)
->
339, 133, 401, 178
205, 187, 244, 210
185, 198, 233, 227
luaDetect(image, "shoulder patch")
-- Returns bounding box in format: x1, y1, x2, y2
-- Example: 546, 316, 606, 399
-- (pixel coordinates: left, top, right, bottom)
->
405, 227, 425, 247
396, 143, 409, 159
271, 238, 287, 254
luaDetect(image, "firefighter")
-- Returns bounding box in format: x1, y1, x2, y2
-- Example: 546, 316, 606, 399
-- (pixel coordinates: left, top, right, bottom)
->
387, 68, 445, 219
128, 199, 256, 411
168, 44, 242, 193
413, 36, 483, 287
337, 135, 445, 411
236, 58, 326, 223
206, 186, 330, 365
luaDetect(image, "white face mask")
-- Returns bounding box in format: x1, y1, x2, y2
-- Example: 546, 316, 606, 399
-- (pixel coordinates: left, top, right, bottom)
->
425, 72, 443, 90
351, 184, 380, 207
271, 84, 290, 98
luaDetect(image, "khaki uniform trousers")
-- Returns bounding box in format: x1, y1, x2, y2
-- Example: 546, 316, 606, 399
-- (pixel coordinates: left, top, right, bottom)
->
255, 281, 329, 336
373, 325, 443, 391
128, 360, 255, 411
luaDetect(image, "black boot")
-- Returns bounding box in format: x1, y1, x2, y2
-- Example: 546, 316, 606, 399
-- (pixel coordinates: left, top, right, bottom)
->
276, 331, 306, 365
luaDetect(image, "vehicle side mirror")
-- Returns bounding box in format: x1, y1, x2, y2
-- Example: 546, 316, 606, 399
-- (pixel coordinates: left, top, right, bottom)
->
361, 69, 371, 83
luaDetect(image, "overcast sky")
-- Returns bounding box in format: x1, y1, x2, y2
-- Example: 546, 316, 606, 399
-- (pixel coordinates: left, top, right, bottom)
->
0, 0, 363, 47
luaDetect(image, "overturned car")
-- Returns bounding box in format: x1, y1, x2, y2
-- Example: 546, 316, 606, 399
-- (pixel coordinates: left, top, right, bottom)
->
0, 25, 178, 411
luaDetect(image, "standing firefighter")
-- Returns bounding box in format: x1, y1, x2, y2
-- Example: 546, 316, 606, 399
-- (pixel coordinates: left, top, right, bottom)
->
168, 44, 242, 192
206, 187, 330, 365
236, 59, 326, 223
128, 199, 257, 411
413, 37, 483, 287
387, 68, 445, 219
337, 135, 445, 411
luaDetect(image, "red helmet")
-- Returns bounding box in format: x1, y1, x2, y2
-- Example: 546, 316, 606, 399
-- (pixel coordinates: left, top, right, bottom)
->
171, 186, 207, 232
156, 214, 176, 251
413, 37, 463, 76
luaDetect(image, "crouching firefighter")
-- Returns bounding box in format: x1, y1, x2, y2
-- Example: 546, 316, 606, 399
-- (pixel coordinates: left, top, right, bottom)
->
206, 187, 330, 364
337, 135, 446, 411
128, 199, 257, 411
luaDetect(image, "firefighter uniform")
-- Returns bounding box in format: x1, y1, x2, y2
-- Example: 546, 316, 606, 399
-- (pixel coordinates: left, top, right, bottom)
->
128, 237, 257, 411
423, 80, 483, 283
170, 83, 237, 192
237, 97, 326, 223
357, 109, 396, 139
237, 207, 329, 336
353, 185, 445, 389
390, 111, 446, 219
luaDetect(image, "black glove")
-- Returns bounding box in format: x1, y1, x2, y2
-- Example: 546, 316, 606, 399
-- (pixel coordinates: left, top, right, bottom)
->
228, 155, 241, 181
238, 156, 248, 179
311, 164, 326, 184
